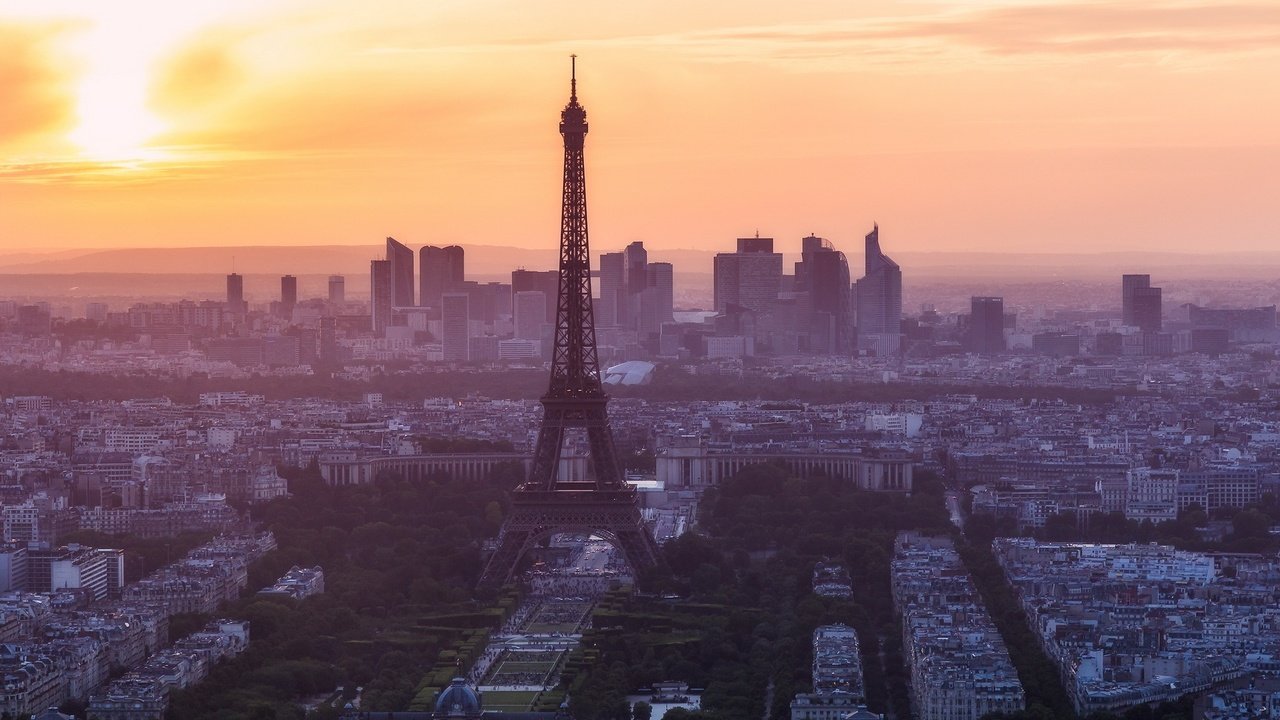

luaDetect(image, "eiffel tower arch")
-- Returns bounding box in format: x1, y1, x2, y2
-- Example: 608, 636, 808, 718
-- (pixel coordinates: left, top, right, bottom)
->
476, 59, 663, 597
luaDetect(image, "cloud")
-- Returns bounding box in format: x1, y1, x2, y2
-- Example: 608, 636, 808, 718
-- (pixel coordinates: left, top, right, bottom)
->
0, 22, 79, 144
151, 26, 249, 119
363, 1, 1280, 69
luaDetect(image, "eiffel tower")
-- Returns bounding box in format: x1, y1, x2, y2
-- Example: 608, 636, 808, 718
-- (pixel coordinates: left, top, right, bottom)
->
476, 59, 662, 596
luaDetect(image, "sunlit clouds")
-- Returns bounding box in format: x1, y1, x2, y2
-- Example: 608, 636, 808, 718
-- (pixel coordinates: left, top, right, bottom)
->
1, 0, 1277, 253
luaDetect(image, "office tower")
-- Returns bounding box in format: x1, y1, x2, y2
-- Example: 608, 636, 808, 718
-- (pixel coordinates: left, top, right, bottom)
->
441, 292, 470, 362
280, 275, 297, 317
226, 273, 244, 316
854, 224, 902, 356
328, 275, 345, 305
598, 252, 625, 327
420, 245, 465, 307
15, 305, 52, 336
511, 269, 559, 320
457, 281, 508, 325
797, 235, 852, 353
969, 296, 1006, 354
622, 240, 648, 327
370, 260, 392, 335
514, 291, 547, 340
1122, 274, 1163, 333
1121, 274, 1149, 325
737, 236, 774, 254
386, 237, 415, 307
713, 236, 783, 314
641, 262, 674, 335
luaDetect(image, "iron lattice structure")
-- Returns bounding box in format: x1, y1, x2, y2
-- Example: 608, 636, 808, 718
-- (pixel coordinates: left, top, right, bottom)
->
476, 60, 663, 596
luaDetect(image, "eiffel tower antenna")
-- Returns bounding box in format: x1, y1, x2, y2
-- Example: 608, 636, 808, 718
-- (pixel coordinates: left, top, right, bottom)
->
476, 58, 663, 596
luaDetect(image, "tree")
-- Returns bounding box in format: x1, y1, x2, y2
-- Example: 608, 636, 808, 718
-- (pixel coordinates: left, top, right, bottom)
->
484, 501, 504, 527
632, 700, 653, 720
1232, 508, 1272, 542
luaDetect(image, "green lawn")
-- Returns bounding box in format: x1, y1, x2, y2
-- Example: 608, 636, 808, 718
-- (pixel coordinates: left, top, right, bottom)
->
480, 691, 540, 711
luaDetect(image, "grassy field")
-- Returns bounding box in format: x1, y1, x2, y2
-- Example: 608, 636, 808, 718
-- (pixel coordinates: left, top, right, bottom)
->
479, 690, 541, 711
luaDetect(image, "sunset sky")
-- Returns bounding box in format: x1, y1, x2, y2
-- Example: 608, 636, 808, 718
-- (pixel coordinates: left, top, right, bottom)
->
2, 0, 1278, 256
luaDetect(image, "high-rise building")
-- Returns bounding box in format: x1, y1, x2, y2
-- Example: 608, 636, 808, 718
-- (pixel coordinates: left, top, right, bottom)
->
441, 292, 470, 362
797, 235, 852, 354
328, 275, 345, 305
969, 296, 1006, 354
226, 273, 244, 316
370, 260, 392, 335
514, 291, 547, 341
420, 245, 465, 307
639, 262, 674, 336
737, 236, 774, 254
1122, 274, 1162, 333
622, 240, 648, 327
386, 237, 415, 307
854, 225, 902, 356
512, 269, 559, 320
1121, 274, 1149, 325
713, 237, 782, 314
598, 252, 625, 327
280, 275, 297, 317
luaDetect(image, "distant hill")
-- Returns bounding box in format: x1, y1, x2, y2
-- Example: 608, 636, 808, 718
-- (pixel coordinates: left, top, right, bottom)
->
2, 244, 1279, 280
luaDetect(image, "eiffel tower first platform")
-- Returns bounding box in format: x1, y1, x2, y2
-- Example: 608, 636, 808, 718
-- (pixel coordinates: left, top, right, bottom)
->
475, 59, 663, 597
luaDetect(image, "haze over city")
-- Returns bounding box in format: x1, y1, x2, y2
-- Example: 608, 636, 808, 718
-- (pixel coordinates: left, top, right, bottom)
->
3, 4, 1280, 720
3, 1, 1278, 255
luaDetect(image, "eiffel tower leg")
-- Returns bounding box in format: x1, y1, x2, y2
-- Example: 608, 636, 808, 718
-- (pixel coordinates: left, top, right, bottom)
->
612, 530, 650, 569
585, 421, 622, 489
476, 528, 532, 598
528, 410, 567, 492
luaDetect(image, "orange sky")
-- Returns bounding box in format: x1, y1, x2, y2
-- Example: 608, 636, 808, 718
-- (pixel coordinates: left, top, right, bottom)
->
2, 0, 1278, 256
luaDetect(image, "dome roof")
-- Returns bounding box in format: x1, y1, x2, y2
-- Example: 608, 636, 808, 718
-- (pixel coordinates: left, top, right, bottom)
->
434, 677, 482, 717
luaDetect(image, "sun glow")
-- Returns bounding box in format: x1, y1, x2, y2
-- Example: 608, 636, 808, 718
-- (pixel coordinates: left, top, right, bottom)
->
64, 16, 170, 163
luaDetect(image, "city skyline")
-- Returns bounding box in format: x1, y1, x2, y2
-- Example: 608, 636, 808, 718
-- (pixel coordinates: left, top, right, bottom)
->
2, 12, 1280, 719
3, 2, 1278, 256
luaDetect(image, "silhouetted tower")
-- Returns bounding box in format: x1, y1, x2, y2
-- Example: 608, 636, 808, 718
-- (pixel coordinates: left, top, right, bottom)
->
280, 275, 297, 317
477, 59, 662, 595
226, 273, 244, 317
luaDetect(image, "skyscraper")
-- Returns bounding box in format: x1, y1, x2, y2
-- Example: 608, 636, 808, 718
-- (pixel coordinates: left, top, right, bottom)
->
622, 240, 648, 327
226, 273, 244, 317
514, 291, 547, 341
420, 245, 465, 307
713, 237, 782, 314
797, 235, 852, 353
280, 275, 297, 317
1121, 274, 1148, 325
597, 252, 625, 328
512, 269, 559, 320
855, 225, 902, 356
969, 296, 1006, 354
386, 237, 415, 307
1122, 274, 1162, 332
639, 262, 674, 336
328, 275, 345, 305
370, 260, 392, 335
441, 292, 470, 362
